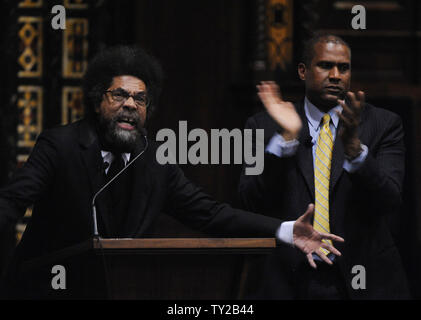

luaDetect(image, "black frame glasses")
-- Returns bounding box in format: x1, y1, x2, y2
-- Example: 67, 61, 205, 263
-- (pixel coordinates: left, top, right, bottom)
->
104, 89, 150, 108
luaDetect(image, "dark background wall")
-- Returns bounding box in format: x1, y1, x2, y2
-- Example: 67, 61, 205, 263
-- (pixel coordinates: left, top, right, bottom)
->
1, 0, 420, 298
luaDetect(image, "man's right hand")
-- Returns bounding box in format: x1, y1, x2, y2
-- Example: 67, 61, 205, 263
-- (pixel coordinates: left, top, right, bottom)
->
257, 81, 302, 141
293, 204, 345, 269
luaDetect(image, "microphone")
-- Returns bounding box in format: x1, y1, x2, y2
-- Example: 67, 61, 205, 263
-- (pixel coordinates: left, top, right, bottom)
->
91, 134, 149, 238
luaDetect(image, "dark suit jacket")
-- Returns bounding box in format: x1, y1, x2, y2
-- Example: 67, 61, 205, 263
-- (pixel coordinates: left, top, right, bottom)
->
238, 100, 410, 299
0, 119, 282, 297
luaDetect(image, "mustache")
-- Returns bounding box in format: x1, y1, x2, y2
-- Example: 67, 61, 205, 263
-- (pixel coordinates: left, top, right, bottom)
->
111, 110, 141, 126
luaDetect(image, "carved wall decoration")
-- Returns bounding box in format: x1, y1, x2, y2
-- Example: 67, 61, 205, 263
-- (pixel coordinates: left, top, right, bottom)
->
16, 86, 43, 165
12, 0, 91, 243
62, 18, 89, 78
17, 16, 43, 78
64, 0, 89, 10
18, 0, 43, 8
62, 86, 84, 124
266, 0, 294, 71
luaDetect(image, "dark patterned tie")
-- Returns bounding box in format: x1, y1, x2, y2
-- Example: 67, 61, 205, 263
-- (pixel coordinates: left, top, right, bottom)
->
105, 153, 130, 237
106, 153, 125, 182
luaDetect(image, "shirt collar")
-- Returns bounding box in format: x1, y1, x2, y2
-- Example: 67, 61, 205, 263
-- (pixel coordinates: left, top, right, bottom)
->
304, 97, 342, 130
100, 151, 131, 165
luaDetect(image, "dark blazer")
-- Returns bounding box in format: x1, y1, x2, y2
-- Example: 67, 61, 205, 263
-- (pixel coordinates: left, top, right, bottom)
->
238, 100, 410, 299
0, 119, 282, 297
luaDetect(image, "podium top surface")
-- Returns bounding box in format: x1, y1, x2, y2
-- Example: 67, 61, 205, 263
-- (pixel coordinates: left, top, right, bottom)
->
21, 238, 277, 272
93, 238, 276, 249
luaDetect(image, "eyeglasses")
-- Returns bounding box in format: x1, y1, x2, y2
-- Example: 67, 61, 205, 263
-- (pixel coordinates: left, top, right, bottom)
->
104, 89, 150, 108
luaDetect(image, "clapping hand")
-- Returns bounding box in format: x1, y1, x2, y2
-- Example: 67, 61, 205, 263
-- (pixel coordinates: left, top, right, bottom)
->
337, 91, 365, 159
257, 81, 302, 141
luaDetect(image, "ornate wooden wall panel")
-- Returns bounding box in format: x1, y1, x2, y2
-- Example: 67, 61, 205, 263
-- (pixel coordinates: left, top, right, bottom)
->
64, 0, 88, 10
18, 16, 43, 78
61, 6, 89, 124
17, 86, 43, 164
17, 14, 43, 164
62, 86, 84, 124
15, 0, 45, 242
62, 18, 88, 79
14, 0, 90, 240
18, 0, 43, 8
266, 0, 294, 72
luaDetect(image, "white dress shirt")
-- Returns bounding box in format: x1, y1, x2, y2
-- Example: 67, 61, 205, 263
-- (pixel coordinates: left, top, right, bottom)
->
100, 151, 131, 174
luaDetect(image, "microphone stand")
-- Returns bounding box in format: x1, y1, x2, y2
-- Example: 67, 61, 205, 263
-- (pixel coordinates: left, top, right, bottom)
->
91, 135, 149, 238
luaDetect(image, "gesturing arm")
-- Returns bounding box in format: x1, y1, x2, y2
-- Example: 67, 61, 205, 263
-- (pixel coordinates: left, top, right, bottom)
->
165, 163, 344, 268
0, 131, 58, 231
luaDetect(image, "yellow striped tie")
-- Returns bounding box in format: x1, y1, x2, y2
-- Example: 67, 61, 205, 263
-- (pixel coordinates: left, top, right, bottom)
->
314, 114, 333, 255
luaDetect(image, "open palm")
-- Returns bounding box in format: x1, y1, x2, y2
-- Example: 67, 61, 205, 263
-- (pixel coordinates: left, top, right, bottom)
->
293, 204, 345, 268
257, 81, 302, 140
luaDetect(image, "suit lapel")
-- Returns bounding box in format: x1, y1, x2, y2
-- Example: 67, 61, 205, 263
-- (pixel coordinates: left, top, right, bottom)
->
330, 121, 345, 192
295, 101, 315, 200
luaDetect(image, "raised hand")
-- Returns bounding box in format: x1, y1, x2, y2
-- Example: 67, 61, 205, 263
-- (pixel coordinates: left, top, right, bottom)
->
293, 204, 345, 269
257, 81, 302, 141
337, 91, 365, 159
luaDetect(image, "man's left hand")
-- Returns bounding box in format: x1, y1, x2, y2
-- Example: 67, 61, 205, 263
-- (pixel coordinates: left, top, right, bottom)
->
337, 91, 365, 159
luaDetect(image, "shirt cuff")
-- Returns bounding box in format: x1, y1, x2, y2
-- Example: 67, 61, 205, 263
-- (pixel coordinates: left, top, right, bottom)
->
343, 144, 368, 173
265, 133, 299, 158
276, 221, 295, 246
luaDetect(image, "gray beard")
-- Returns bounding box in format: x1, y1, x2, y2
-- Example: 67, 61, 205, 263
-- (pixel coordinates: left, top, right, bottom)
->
98, 114, 142, 153
110, 125, 141, 150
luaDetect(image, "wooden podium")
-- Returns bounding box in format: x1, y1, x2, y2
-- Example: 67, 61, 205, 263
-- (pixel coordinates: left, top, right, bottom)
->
20, 238, 276, 299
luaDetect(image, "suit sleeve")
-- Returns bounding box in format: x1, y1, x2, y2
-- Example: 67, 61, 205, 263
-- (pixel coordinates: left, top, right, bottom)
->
350, 113, 405, 209
163, 163, 282, 237
0, 131, 58, 231
237, 116, 292, 213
